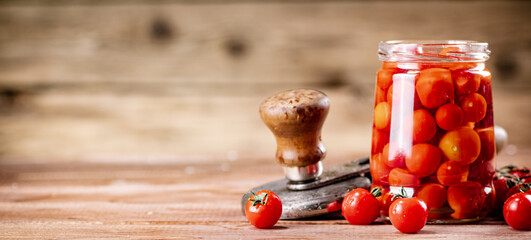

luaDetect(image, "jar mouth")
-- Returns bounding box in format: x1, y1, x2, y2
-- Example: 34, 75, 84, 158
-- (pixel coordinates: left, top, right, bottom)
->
379, 40, 490, 62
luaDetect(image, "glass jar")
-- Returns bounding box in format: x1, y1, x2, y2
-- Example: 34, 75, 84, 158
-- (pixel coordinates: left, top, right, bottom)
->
370, 40, 495, 223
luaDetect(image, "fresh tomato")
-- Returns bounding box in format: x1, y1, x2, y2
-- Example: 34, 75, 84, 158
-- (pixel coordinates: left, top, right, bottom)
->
406, 143, 441, 177
370, 153, 392, 185
416, 183, 447, 210
503, 192, 531, 230
439, 126, 481, 164
389, 168, 421, 187
389, 197, 428, 233
342, 188, 381, 225
460, 93, 487, 123
416, 68, 454, 109
371, 185, 393, 216
437, 161, 469, 186
382, 142, 407, 168
412, 109, 437, 143
374, 102, 391, 130
245, 190, 282, 228
447, 181, 486, 219
451, 69, 481, 95
435, 103, 464, 131
493, 178, 511, 213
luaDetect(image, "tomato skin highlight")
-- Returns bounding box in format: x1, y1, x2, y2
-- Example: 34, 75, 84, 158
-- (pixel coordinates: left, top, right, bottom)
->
245, 190, 282, 229
341, 188, 381, 225
503, 192, 531, 230
389, 198, 428, 233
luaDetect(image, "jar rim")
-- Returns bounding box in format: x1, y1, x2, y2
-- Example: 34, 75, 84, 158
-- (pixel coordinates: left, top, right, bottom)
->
379, 40, 490, 62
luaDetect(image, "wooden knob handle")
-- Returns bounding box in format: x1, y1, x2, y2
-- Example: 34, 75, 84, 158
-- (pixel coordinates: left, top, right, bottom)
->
259, 89, 329, 168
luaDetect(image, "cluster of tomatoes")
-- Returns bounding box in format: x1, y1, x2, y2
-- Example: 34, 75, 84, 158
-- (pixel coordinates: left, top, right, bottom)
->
371, 59, 497, 221
341, 187, 428, 233
244, 170, 530, 231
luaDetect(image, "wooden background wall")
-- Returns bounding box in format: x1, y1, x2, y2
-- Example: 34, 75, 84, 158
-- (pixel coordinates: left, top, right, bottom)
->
0, 0, 530, 164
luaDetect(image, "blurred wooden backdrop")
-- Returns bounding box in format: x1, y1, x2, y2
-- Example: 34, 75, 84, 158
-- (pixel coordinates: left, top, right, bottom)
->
0, 0, 530, 163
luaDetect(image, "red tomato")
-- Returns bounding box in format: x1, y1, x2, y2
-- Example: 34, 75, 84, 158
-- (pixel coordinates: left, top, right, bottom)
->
412, 109, 437, 143
377, 69, 394, 89
342, 188, 381, 225
493, 179, 510, 213
382, 142, 407, 168
389, 168, 421, 187
475, 75, 494, 129
374, 102, 391, 130
416, 68, 454, 109
467, 159, 495, 186
475, 127, 495, 163
416, 183, 447, 210
439, 127, 481, 164
245, 190, 282, 228
375, 87, 387, 105
452, 69, 481, 95
370, 153, 392, 185
389, 197, 428, 233
435, 103, 464, 131
371, 128, 389, 154
437, 161, 469, 186
406, 143, 441, 177
447, 181, 486, 219
371, 185, 393, 216
505, 185, 531, 200
460, 93, 487, 123
503, 192, 531, 230
387, 84, 393, 104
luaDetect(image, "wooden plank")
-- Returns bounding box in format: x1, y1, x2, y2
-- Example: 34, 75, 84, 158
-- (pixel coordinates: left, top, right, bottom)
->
0, 151, 529, 239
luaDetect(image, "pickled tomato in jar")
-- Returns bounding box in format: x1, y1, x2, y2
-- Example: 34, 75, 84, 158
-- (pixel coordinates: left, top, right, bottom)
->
370, 41, 495, 222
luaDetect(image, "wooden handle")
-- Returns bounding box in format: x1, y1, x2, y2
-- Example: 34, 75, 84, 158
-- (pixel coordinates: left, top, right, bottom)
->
259, 89, 329, 168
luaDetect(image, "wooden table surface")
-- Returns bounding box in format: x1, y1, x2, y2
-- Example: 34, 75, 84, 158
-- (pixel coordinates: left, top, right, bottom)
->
1, 151, 530, 239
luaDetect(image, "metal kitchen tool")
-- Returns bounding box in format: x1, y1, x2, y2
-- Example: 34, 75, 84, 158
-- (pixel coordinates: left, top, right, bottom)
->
241, 89, 372, 219
241, 157, 371, 219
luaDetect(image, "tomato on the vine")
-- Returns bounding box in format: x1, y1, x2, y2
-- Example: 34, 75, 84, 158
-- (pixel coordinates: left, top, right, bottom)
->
389, 196, 428, 233
342, 188, 382, 225
245, 190, 282, 228
503, 192, 531, 230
